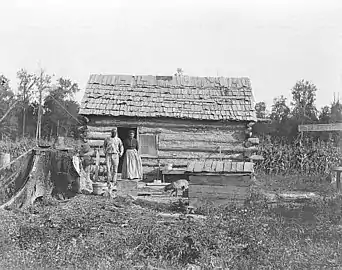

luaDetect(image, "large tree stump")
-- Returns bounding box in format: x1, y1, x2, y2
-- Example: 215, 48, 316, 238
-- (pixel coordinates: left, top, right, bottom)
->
0, 148, 88, 210
1, 150, 52, 209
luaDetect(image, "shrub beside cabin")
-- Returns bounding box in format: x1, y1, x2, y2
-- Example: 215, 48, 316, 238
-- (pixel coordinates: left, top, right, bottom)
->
79, 74, 258, 182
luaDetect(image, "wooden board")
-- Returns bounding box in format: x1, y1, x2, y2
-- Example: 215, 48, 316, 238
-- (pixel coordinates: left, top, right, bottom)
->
243, 162, 254, 172
223, 161, 232, 172
162, 169, 186, 175
298, 123, 342, 132
203, 160, 213, 172
215, 161, 224, 172
187, 161, 195, 173
231, 162, 237, 172
194, 162, 204, 173
236, 162, 244, 172
189, 175, 251, 187
211, 160, 218, 172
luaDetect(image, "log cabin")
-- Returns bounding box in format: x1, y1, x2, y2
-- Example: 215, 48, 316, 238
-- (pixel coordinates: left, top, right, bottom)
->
79, 74, 258, 181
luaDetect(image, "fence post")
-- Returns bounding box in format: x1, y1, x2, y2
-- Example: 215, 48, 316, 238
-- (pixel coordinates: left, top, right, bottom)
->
332, 166, 342, 193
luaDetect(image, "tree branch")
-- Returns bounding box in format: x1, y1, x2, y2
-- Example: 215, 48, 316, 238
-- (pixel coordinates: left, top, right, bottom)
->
0, 99, 19, 124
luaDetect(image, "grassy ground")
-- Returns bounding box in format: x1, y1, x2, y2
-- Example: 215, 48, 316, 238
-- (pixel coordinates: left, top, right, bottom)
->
0, 174, 342, 270
255, 173, 336, 195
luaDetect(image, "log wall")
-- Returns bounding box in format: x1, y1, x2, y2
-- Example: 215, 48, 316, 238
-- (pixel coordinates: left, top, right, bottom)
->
82, 116, 256, 179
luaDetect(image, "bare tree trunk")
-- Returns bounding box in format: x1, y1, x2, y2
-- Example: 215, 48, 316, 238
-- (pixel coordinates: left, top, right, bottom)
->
35, 70, 43, 143
22, 86, 26, 137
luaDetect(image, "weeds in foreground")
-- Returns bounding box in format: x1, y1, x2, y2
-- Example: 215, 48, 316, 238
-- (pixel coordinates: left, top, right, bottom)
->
0, 194, 341, 269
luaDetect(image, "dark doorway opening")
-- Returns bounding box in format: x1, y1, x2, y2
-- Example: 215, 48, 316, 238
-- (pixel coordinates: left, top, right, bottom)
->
117, 127, 138, 173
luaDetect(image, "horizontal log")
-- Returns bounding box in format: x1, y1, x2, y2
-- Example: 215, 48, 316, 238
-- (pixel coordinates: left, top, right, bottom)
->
155, 151, 244, 160
90, 151, 243, 162
159, 132, 243, 144
87, 131, 111, 140
88, 150, 243, 163
86, 124, 245, 136
86, 129, 244, 143
158, 146, 257, 153
86, 139, 256, 154
138, 125, 245, 134
158, 140, 242, 150
88, 150, 251, 161
247, 137, 259, 145
88, 116, 246, 130
87, 140, 104, 147
141, 158, 191, 167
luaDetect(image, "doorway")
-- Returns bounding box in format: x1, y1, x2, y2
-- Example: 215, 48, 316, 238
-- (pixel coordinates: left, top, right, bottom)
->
117, 126, 138, 173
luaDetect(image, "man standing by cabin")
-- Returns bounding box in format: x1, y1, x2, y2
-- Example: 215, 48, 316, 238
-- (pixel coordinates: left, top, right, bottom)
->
103, 127, 124, 186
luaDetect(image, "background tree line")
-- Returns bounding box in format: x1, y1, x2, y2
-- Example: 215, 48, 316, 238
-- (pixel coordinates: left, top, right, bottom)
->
0, 69, 83, 141
254, 79, 342, 144
1, 71, 341, 145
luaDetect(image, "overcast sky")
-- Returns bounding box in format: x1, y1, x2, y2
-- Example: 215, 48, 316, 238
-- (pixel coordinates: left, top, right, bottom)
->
1, 0, 342, 111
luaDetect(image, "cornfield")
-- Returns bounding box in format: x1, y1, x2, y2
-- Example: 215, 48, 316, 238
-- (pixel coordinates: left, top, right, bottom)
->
255, 136, 342, 176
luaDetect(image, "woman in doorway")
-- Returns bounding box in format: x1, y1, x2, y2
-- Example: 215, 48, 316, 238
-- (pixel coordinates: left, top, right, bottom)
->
122, 130, 143, 180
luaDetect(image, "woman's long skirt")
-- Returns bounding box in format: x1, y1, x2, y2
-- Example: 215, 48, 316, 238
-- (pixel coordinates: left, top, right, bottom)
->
121, 149, 143, 180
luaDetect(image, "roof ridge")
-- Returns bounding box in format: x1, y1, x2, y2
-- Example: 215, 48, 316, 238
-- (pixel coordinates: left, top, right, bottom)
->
88, 73, 250, 80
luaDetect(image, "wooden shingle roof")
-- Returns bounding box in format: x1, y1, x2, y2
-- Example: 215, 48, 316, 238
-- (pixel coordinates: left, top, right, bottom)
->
79, 74, 257, 122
